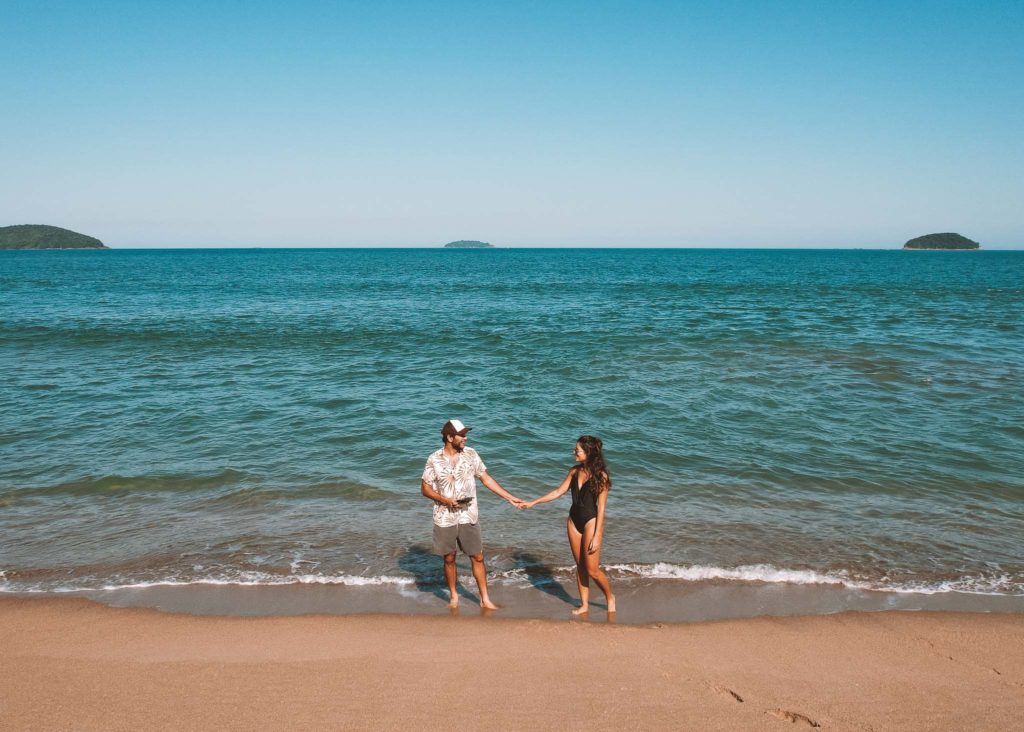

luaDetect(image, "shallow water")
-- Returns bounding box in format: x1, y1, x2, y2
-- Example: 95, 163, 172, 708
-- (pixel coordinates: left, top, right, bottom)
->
1, 248, 1022, 615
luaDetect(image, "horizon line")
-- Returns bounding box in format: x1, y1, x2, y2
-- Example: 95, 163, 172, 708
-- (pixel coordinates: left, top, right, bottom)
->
19, 245, 1023, 251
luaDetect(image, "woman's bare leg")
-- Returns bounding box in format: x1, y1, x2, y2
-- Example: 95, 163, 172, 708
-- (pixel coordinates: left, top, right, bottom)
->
566, 519, 589, 614
582, 521, 616, 613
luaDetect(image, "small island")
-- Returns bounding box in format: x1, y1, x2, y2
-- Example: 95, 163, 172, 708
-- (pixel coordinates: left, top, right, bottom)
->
903, 233, 979, 250
0, 224, 107, 250
444, 240, 494, 248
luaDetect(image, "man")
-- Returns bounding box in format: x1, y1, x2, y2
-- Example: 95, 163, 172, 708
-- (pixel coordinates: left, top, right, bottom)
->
421, 419, 524, 609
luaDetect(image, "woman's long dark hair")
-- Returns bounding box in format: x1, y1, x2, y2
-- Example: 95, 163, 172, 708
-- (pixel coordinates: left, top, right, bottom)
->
576, 435, 611, 493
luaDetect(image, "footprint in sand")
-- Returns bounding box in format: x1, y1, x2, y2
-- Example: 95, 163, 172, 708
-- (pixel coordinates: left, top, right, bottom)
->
712, 685, 744, 703
767, 708, 820, 727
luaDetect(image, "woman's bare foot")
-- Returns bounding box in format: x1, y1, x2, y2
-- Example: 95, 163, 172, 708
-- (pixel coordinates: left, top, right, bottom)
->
480, 598, 499, 610
571, 605, 589, 616
607, 596, 616, 613
448, 595, 459, 609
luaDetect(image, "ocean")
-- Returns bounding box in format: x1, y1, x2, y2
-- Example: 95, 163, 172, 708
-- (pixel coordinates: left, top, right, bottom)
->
2, 248, 1022, 622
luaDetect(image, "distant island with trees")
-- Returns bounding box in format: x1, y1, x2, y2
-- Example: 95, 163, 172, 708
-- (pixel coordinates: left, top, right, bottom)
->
903, 233, 980, 250
444, 240, 494, 248
0, 225, 107, 250
0, 227, 993, 251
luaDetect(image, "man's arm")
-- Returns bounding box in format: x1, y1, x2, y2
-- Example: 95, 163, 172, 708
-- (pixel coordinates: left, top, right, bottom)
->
422, 479, 458, 510
479, 472, 525, 508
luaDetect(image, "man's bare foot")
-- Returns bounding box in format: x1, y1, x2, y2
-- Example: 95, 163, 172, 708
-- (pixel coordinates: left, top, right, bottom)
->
480, 599, 499, 610
607, 596, 616, 613
571, 605, 589, 616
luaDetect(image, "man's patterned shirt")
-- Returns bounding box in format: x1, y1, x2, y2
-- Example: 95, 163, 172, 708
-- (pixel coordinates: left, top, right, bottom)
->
422, 446, 487, 527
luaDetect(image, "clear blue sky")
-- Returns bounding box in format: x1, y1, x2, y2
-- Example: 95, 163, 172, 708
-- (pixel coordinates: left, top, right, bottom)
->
2, 1, 1021, 247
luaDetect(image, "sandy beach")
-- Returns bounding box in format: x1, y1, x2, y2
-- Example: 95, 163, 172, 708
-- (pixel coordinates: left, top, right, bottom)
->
2, 598, 1022, 730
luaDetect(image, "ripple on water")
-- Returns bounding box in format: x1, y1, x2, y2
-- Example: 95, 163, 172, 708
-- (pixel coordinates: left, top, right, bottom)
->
1, 249, 1022, 594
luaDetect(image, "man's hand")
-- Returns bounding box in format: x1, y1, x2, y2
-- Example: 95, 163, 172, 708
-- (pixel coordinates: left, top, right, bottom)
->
508, 496, 527, 510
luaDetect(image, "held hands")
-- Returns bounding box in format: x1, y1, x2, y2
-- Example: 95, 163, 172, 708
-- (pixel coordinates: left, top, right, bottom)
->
443, 495, 530, 510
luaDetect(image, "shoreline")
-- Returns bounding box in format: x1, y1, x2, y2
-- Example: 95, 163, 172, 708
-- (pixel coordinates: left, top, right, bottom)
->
4, 573, 1023, 625
3, 596, 1022, 730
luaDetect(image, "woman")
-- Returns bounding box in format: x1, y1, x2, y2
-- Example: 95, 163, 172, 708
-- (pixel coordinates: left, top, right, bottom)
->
526, 435, 616, 615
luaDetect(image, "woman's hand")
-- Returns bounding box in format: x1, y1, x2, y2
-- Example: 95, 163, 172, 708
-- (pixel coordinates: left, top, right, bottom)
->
587, 536, 602, 554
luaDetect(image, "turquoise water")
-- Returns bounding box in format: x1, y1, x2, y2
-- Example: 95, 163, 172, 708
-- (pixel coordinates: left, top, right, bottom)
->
1, 249, 1022, 606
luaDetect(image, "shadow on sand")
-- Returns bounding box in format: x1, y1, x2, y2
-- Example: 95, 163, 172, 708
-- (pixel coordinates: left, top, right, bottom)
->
396, 545, 479, 605
510, 551, 577, 607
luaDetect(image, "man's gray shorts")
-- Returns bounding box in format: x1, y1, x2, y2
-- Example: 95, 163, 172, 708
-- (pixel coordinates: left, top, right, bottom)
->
432, 522, 483, 557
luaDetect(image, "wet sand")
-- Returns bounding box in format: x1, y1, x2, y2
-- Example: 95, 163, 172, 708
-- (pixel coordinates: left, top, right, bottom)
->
43, 573, 1024, 623
2, 597, 1022, 730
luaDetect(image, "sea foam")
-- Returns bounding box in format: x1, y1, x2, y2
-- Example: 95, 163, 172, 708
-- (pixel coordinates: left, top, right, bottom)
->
1, 564, 1020, 597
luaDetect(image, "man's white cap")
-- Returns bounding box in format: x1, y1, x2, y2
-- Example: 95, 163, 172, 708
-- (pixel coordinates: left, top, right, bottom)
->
443, 419, 471, 436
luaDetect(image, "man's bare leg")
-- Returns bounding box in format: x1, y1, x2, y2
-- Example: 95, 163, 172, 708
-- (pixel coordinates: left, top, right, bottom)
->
469, 553, 498, 610
443, 552, 459, 608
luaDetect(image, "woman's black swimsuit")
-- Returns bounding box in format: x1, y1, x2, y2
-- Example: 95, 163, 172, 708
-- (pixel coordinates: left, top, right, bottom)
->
568, 470, 598, 533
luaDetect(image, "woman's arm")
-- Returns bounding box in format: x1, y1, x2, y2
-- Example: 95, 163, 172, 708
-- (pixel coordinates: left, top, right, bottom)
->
525, 470, 574, 509
588, 476, 609, 554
